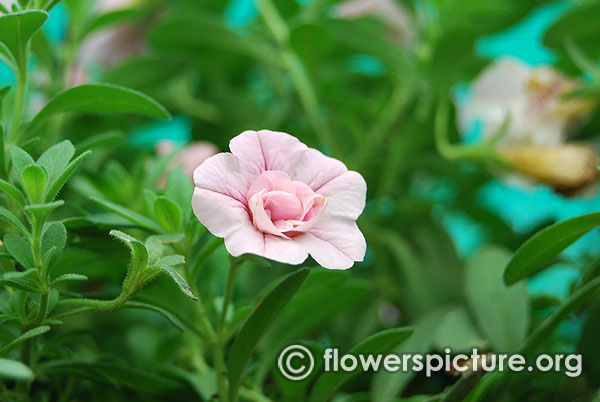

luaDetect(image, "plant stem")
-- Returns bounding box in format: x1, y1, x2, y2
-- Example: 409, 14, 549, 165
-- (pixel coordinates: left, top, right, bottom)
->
214, 344, 229, 402
219, 260, 239, 334
255, 0, 338, 154
8, 67, 28, 144
214, 259, 240, 402
355, 85, 412, 169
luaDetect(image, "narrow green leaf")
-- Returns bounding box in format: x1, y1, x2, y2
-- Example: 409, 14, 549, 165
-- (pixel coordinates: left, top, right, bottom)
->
0, 10, 48, 70
0, 178, 27, 207
37, 140, 75, 184
75, 131, 123, 154
521, 277, 600, 357
504, 212, 600, 285
0, 206, 29, 237
164, 168, 193, 215
153, 196, 182, 232
21, 164, 47, 203
44, 150, 91, 201
29, 83, 171, 132
9, 146, 34, 178
0, 269, 42, 293
3, 234, 34, 269
110, 229, 148, 274
83, 8, 143, 37
122, 300, 185, 332
0, 358, 33, 380
90, 196, 164, 233
153, 263, 197, 301
228, 268, 310, 401
42, 222, 66, 270
50, 273, 87, 286
24, 200, 64, 223
0, 325, 50, 355
466, 246, 528, 352
309, 328, 414, 402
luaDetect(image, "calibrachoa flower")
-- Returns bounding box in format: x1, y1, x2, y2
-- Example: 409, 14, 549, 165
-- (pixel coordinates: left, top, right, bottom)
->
192, 130, 367, 270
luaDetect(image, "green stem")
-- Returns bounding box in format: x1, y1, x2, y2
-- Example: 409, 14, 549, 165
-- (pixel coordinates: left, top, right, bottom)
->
219, 260, 239, 334
58, 291, 132, 311
214, 344, 229, 402
8, 67, 28, 144
256, 0, 338, 154
355, 86, 412, 169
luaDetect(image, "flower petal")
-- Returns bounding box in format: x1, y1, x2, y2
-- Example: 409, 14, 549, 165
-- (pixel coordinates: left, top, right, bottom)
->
193, 153, 251, 204
296, 217, 366, 269
229, 130, 348, 190
316, 171, 366, 220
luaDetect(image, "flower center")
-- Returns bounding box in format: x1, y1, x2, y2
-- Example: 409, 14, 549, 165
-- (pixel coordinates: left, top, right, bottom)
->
246, 171, 327, 237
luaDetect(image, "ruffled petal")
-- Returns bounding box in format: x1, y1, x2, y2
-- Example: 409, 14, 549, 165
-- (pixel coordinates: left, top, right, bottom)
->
316, 171, 366, 220
295, 216, 366, 269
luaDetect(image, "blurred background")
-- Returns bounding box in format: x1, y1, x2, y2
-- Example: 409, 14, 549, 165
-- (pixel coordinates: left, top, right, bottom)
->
3, 0, 600, 400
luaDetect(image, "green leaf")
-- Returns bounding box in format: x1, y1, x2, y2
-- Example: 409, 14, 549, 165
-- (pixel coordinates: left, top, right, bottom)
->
164, 168, 193, 215
122, 300, 185, 332
24, 200, 64, 223
37, 140, 75, 184
83, 8, 143, 37
21, 164, 47, 203
29, 83, 171, 132
149, 15, 280, 66
3, 234, 34, 269
153, 262, 197, 301
50, 273, 87, 286
544, 3, 600, 52
9, 146, 34, 179
0, 358, 33, 380
110, 230, 147, 266
372, 309, 447, 401
0, 206, 29, 237
0, 325, 50, 355
0, 178, 27, 207
153, 196, 182, 233
228, 268, 310, 401
309, 328, 414, 402
0, 10, 48, 70
0, 269, 42, 293
466, 246, 528, 352
521, 277, 600, 357
42, 222, 66, 270
504, 213, 600, 285
75, 131, 123, 154
45, 150, 91, 201
90, 196, 164, 233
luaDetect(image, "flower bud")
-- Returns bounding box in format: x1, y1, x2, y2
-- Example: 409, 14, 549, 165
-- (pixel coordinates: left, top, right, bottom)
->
499, 144, 599, 190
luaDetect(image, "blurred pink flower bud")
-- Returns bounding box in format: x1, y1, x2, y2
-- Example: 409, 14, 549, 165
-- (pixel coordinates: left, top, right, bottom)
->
156, 140, 219, 180
336, 0, 414, 46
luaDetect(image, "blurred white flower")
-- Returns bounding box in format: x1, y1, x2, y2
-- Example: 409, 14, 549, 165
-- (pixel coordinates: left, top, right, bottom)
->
336, 0, 414, 46
459, 57, 594, 149
458, 58, 598, 192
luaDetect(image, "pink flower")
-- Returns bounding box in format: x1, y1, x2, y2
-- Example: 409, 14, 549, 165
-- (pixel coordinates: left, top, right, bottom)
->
191, 130, 367, 270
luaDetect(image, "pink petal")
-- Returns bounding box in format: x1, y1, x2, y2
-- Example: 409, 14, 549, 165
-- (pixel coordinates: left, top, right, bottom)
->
263, 235, 309, 265
247, 192, 288, 238
296, 216, 366, 269
193, 153, 251, 204
229, 130, 348, 190
316, 171, 366, 220
263, 191, 302, 220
